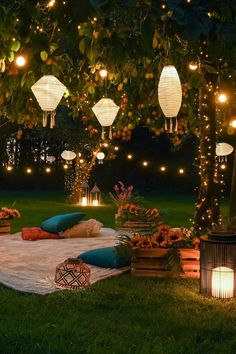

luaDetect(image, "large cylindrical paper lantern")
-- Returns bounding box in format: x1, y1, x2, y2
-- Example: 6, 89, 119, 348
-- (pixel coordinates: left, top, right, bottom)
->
92, 98, 120, 139
31, 75, 66, 128
216, 142, 233, 162
158, 65, 182, 132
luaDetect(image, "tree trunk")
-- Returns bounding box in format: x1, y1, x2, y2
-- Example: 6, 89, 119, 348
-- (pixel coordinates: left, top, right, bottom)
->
193, 81, 220, 232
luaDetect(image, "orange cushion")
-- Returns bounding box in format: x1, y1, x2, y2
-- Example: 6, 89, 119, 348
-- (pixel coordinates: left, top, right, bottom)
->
21, 227, 63, 241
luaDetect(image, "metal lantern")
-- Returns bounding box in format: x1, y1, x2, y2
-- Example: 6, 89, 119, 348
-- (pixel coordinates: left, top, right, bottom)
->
90, 183, 101, 206
92, 98, 120, 139
200, 232, 236, 299
80, 181, 90, 206
215, 142, 233, 162
31, 75, 66, 128
158, 65, 182, 133
61, 150, 76, 164
96, 152, 105, 164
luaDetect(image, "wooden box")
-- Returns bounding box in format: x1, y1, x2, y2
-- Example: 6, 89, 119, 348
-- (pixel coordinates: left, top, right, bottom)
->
178, 248, 200, 279
0, 220, 11, 235
131, 248, 175, 277
116, 220, 156, 234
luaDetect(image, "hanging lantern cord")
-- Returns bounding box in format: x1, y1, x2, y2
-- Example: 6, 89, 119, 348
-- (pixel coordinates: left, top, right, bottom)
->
43, 111, 47, 127
101, 127, 105, 139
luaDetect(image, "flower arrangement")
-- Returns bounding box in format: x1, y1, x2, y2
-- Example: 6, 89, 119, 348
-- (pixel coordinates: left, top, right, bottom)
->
0, 207, 21, 221
109, 181, 139, 208
116, 203, 161, 226
118, 224, 199, 251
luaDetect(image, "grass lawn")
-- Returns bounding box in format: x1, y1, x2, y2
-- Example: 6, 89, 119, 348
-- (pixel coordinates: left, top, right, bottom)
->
0, 190, 235, 354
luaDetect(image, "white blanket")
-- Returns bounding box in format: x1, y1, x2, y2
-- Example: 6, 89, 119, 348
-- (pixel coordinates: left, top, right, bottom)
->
0, 228, 129, 295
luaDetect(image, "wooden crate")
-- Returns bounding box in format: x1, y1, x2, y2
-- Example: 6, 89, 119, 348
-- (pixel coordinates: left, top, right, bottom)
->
0, 220, 11, 235
116, 220, 155, 234
131, 248, 176, 277
178, 248, 200, 279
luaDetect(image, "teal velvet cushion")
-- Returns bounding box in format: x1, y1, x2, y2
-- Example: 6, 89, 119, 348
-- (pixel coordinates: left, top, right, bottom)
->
41, 212, 85, 233
78, 246, 131, 268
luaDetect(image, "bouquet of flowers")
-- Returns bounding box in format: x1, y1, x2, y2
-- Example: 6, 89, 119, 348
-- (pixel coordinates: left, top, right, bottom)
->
116, 203, 161, 226
0, 207, 21, 220
109, 181, 140, 208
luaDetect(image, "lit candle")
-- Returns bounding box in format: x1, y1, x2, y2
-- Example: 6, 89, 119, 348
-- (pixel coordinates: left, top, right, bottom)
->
82, 197, 87, 206
212, 266, 234, 298
92, 200, 99, 206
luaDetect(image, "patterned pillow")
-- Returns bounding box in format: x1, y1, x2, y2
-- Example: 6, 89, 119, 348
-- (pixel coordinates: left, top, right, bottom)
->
41, 212, 85, 233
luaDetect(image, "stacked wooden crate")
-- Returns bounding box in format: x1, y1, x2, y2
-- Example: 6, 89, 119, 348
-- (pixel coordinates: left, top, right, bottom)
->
0, 220, 11, 235
178, 248, 200, 279
131, 248, 176, 277
116, 220, 156, 234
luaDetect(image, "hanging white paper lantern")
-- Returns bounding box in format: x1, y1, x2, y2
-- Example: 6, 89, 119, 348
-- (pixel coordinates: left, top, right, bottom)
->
61, 150, 76, 161
216, 143, 233, 162
46, 155, 56, 163
96, 152, 105, 164
92, 98, 120, 139
158, 65, 182, 132
31, 75, 66, 128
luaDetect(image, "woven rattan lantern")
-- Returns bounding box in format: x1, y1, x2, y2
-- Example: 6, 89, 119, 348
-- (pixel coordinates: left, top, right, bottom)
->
31, 75, 66, 128
90, 183, 101, 206
215, 142, 233, 162
158, 65, 182, 133
55, 258, 90, 290
92, 98, 120, 139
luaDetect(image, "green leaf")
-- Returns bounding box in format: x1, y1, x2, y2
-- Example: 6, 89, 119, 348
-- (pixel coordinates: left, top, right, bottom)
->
79, 38, 86, 54
8, 51, 14, 62
10, 41, 21, 52
88, 86, 95, 94
20, 73, 27, 88
49, 43, 58, 53
204, 64, 217, 74
40, 51, 48, 61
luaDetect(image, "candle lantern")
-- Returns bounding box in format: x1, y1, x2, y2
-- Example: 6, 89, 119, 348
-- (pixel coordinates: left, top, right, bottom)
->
92, 98, 120, 139
31, 75, 66, 128
200, 232, 236, 299
158, 65, 182, 133
80, 182, 90, 206
90, 183, 101, 206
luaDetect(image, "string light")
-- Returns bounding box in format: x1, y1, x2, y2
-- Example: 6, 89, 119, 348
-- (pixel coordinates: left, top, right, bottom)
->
63, 164, 68, 170
26, 168, 32, 174
45, 167, 51, 173
114, 146, 119, 151
160, 166, 166, 172
189, 62, 198, 71
217, 93, 228, 104
15, 55, 26, 67
127, 154, 133, 159
103, 143, 109, 147
99, 69, 108, 78
142, 161, 148, 167
6, 166, 13, 172
47, 0, 55, 7
220, 164, 226, 170
230, 119, 236, 128
178, 168, 184, 174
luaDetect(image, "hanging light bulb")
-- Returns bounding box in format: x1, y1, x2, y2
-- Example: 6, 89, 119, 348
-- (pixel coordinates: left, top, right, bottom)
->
99, 69, 108, 78
92, 98, 120, 139
189, 62, 198, 71
158, 65, 182, 133
217, 92, 228, 104
31, 75, 66, 128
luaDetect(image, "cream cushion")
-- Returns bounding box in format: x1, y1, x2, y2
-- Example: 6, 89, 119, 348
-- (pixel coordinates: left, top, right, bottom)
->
61, 219, 103, 238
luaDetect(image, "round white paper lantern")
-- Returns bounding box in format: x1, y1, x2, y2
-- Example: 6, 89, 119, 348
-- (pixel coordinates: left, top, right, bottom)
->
46, 155, 56, 163
216, 143, 233, 162
158, 65, 182, 132
96, 152, 105, 164
61, 150, 76, 161
31, 75, 66, 128
92, 98, 120, 139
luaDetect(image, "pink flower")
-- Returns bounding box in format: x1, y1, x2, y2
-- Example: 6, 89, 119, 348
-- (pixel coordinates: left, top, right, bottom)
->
128, 185, 133, 192
118, 181, 124, 187
114, 185, 119, 191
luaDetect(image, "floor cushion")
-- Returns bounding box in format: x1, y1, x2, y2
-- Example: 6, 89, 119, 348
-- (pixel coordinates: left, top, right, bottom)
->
78, 246, 131, 268
61, 219, 103, 238
41, 212, 85, 233
21, 227, 63, 241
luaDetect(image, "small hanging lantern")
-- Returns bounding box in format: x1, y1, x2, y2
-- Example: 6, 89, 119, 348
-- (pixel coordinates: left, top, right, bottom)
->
92, 98, 120, 139
61, 150, 76, 164
90, 183, 101, 206
96, 152, 105, 164
31, 75, 66, 128
215, 143, 233, 162
46, 156, 56, 164
158, 65, 182, 133
80, 182, 90, 206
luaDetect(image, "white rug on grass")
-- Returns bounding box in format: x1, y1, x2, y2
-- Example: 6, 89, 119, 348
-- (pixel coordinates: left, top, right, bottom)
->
0, 228, 129, 295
